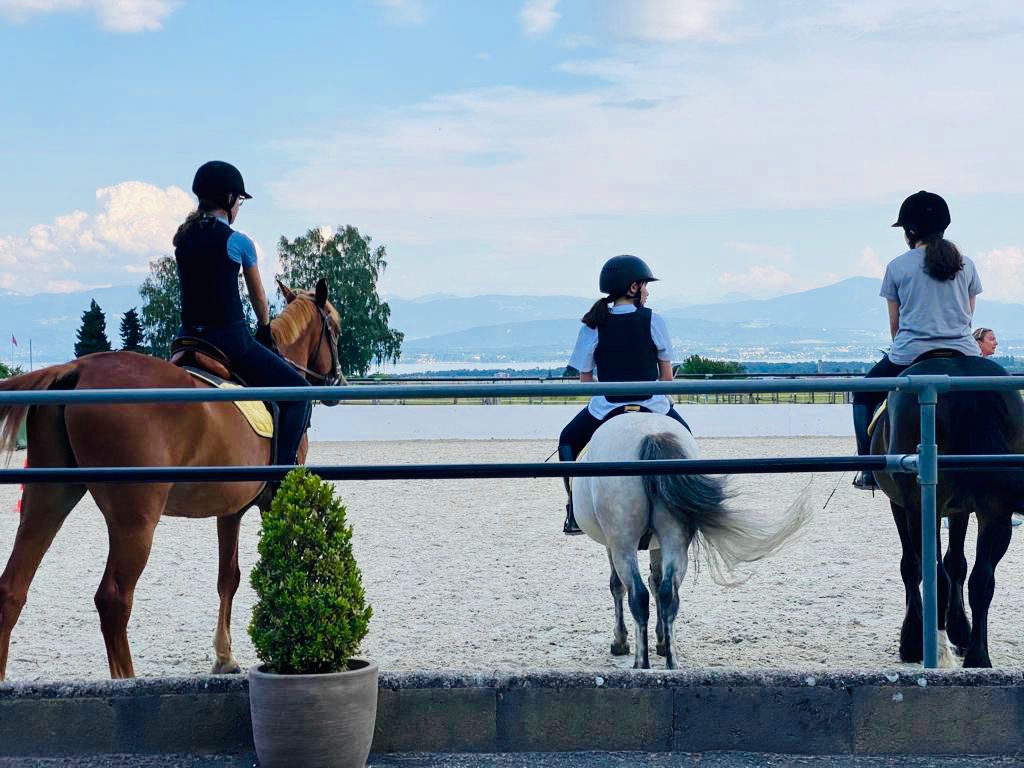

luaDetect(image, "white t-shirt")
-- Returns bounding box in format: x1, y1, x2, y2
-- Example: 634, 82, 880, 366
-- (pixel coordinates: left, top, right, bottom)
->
567, 304, 674, 419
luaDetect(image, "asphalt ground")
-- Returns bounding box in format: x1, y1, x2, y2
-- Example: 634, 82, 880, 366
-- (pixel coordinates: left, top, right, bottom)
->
1, 754, 1022, 767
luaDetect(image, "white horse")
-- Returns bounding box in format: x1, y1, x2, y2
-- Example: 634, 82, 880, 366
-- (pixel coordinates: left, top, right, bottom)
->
572, 413, 813, 669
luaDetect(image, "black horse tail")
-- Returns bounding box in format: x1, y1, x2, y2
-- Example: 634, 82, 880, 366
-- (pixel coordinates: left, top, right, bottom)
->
639, 432, 813, 586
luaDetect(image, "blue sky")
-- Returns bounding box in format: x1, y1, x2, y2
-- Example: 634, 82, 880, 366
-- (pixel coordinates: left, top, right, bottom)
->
1, 0, 1023, 305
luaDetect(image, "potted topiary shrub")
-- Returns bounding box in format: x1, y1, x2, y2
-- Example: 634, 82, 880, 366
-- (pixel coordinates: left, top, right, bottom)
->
248, 468, 375, 768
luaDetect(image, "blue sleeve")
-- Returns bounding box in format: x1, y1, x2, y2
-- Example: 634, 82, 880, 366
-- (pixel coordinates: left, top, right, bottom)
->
226, 232, 258, 269
880, 261, 898, 301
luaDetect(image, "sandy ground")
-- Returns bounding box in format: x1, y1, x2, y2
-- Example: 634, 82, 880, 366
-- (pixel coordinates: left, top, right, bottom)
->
2, 437, 1023, 682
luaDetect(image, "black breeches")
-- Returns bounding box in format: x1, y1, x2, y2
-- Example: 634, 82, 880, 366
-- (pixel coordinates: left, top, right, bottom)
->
558, 406, 691, 460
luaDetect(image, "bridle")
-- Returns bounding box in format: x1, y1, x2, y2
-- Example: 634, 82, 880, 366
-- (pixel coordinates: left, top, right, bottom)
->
286, 298, 342, 392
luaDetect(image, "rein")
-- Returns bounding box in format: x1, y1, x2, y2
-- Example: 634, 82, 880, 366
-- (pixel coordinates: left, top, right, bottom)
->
282, 299, 341, 387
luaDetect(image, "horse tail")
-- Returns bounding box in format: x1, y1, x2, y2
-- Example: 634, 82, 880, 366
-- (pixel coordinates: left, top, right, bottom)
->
639, 432, 813, 586
0, 363, 80, 456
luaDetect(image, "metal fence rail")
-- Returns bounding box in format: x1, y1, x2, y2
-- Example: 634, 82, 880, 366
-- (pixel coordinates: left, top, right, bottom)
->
5, 372, 1024, 669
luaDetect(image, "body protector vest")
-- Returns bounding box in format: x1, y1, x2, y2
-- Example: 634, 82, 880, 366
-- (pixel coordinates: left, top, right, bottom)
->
175, 216, 245, 328
593, 308, 659, 403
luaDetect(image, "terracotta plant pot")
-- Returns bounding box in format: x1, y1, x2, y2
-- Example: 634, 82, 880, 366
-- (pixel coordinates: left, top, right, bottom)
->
249, 658, 379, 768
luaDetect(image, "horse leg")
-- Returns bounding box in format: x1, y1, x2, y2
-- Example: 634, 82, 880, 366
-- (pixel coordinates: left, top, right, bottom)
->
0, 482, 84, 680
212, 513, 244, 674
650, 517, 689, 670
607, 549, 629, 656
963, 508, 1013, 669
608, 546, 649, 669
91, 486, 165, 679
648, 548, 667, 658
890, 501, 923, 663
943, 513, 971, 657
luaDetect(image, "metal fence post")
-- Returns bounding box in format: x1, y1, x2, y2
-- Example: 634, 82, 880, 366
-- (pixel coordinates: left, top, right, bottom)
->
917, 383, 939, 668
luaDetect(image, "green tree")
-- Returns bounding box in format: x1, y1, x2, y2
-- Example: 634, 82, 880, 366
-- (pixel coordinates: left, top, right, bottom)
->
677, 354, 745, 376
74, 300, 112, 357
0, 362, 24, 379
139, 256, 181, 359
276, 226, 403, 376
119, 307, 145, 352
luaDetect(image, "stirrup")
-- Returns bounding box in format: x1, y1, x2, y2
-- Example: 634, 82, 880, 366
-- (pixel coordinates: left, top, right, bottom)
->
563, 503, 583, 535
851, 470, 878, 491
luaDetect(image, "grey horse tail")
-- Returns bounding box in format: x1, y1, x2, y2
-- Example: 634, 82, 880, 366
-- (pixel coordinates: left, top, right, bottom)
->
639, 432, 812, 586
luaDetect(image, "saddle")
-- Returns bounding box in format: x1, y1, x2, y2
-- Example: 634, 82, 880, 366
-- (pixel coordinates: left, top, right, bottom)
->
170, 337, 277, 442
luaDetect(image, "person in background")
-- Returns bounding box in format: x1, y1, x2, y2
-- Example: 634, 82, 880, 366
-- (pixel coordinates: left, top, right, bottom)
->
973, 327, 997, 358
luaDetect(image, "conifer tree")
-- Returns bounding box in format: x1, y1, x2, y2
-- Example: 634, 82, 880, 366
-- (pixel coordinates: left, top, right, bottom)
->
119, 307, 145, 352
74, 299, 112, 357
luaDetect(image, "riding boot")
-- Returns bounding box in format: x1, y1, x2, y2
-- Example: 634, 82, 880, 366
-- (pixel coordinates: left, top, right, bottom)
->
851, 402, 878, 491
558, 445, 583, 535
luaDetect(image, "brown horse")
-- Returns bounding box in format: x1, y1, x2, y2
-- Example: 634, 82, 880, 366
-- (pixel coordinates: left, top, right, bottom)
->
0, 279, 341, 680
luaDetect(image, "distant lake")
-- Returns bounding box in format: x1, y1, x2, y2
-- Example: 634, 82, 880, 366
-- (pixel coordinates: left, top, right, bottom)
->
371, 360, 566, 375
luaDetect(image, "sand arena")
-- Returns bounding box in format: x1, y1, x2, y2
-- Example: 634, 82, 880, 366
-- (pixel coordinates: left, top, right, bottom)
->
2, 436, 1023, 681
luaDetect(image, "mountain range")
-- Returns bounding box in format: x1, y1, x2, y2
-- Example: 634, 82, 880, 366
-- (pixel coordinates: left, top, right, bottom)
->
3, 277, 1022, 365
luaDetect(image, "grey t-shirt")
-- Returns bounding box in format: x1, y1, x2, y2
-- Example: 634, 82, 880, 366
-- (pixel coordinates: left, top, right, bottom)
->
880, 247, 982, 365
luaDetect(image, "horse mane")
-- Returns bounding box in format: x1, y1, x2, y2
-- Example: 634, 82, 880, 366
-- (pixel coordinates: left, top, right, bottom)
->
271, 293, 341, 346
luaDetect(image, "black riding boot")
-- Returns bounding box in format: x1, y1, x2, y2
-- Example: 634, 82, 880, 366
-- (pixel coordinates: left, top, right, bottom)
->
851, 402, 878, 491
558, 444, 583, 535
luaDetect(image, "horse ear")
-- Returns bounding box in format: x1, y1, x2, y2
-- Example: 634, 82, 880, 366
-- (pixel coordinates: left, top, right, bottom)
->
276, 279, 297, 304
314, 278, 328, 308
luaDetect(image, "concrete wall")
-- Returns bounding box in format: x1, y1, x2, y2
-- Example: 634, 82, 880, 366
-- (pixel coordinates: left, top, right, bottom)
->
2, 669, 1022, 757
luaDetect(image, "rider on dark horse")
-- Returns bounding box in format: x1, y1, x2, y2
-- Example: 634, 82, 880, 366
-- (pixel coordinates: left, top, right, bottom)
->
558, 255, 690, 534
173, 161, 311, 493
851, 191, 984, 490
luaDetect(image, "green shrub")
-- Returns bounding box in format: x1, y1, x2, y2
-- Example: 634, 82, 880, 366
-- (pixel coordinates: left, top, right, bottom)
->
249, 468, 372, 674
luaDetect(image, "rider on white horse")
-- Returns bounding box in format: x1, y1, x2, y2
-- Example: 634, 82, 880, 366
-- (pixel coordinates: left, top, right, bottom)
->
558, 255, 689, 534
851, 191, 983, 490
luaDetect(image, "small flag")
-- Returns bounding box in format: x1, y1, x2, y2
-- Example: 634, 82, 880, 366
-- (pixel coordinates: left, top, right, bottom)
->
11, 335, 16, 347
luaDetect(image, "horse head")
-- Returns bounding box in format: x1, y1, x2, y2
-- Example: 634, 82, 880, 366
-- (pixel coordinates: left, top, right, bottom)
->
272, 277, 344, 404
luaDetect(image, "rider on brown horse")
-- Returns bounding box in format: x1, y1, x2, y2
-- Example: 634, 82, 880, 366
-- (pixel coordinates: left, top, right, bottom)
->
851, 191, 983, 490
173, 161, 311, 492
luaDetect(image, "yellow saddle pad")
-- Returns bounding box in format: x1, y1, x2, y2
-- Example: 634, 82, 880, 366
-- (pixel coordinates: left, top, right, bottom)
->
867, 399, 887, 438
185, 370, 274, 439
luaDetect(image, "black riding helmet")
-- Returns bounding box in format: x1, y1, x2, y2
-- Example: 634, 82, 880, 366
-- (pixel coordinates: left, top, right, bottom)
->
892, 191, 950, 240
599, 255, 658, 297
192, 161, 252, 211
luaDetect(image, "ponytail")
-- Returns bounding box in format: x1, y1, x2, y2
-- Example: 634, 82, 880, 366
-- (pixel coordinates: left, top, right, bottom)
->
582, 296, 611, 329
172, 209, 203, 248
921, 234, 963, 281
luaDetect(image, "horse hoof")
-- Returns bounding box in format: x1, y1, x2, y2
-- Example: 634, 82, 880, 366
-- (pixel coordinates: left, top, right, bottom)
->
610, 641, 630, 656
211, 660, 241, 675
656, 642, 668, 657
963, 654, 992, 669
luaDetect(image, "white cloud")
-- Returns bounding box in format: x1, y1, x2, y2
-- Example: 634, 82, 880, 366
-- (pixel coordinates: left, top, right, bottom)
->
855, 247, 885, 279
368, 0, 426, 25
974, 247, 1024, 303
612, 0, 734, 43
0, 181, 194, 293
519, 0, 559, 37
717, 265, 814, 298
0, 0, 178, 32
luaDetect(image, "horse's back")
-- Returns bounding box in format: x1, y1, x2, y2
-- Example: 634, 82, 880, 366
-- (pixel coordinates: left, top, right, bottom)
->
584, 412, 697, 462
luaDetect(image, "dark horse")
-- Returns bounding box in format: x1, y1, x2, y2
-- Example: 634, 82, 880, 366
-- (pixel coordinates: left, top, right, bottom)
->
0, 280, 340, 680
872, 354, 1022, 668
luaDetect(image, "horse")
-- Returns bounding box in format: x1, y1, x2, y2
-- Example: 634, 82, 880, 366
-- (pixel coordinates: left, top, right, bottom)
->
871, 354, 1023, 668
0, 279, 341, 680
571, 413, 813, 669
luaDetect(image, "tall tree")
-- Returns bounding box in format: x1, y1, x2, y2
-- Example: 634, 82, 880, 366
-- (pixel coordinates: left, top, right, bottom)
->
74, 300, 112, 357
119, 307, 145, 352
139, 256, 181, 359
276, 226, 403, 376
